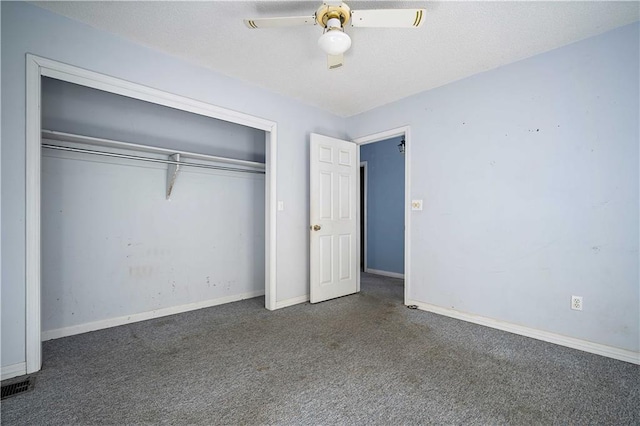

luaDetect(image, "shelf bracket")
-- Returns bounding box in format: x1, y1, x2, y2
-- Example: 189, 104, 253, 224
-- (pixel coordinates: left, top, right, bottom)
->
166, 153, 181, 200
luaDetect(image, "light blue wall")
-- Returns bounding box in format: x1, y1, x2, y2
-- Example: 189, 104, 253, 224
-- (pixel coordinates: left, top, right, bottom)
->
1, 1, 346, 368
348, 23, 639, 352
41, 148, 265, 334
42, 77, 266, 162
360, 137, 405, 274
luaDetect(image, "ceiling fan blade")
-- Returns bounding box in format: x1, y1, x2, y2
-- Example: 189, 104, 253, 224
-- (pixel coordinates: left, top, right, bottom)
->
327, 54, 344, 70
350, 9, 426, 28
244, 16, 316, 29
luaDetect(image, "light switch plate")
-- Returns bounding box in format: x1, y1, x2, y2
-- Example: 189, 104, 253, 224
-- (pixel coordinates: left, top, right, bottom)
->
277, 201, 284, 211
411, 200, 423, 211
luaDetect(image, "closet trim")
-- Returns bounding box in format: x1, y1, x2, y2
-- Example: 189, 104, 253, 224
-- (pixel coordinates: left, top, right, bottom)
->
25, 54, 279, 376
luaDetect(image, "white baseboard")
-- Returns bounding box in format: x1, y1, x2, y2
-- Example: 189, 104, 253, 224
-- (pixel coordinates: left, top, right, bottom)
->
42, 290, 265, 341
365, 268, 404, 279
407, 299, 640, 365
2, 362, 27, 381
275, 294, 309, 309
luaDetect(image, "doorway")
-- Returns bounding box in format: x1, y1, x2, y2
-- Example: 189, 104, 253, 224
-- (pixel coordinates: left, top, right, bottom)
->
354, 127, 411, 304
359, 135, 406, 284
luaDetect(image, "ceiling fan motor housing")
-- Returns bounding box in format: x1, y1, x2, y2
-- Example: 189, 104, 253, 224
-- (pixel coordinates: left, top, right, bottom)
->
316, 2, 351, 28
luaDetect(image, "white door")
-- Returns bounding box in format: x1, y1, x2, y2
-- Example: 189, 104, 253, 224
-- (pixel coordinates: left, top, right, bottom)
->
310, 133, 358, 303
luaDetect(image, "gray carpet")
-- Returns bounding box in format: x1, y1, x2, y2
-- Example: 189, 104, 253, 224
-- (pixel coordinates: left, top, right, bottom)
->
2, 273, 639, 425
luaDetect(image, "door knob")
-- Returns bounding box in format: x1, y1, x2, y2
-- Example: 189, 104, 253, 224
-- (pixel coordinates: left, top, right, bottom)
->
312, 224, 321, 231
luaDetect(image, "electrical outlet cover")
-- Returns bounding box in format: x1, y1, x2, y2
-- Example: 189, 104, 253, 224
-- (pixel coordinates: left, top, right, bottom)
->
571, 295, 583, 311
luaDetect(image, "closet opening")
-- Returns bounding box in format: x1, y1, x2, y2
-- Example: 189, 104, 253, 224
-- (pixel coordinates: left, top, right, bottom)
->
25, 55, 278, 374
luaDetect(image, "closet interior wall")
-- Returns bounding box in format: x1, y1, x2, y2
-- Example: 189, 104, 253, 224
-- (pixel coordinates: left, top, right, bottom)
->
41, 77, 266, 339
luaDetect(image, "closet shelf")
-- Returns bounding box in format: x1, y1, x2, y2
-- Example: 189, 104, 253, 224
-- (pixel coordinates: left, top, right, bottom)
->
41, 130, 265, 200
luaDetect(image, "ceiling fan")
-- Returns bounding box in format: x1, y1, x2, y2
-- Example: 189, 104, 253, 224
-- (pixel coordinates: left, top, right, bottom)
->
244, 1, 425, 70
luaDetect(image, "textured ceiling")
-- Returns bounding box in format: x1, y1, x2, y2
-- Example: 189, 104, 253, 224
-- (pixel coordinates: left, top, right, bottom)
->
33, 1, 640, 117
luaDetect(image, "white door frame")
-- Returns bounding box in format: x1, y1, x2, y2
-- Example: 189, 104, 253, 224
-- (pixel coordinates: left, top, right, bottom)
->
25, 54, 278, 374
353, 126, 411, 303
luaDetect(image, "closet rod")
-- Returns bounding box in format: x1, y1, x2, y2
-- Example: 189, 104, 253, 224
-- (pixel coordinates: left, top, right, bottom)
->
42, 144, 265, 175
42, 130, 265, 169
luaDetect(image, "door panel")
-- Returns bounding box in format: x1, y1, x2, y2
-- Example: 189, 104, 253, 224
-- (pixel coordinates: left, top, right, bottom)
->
339, 234, 352, 280
310, 133, 358, 303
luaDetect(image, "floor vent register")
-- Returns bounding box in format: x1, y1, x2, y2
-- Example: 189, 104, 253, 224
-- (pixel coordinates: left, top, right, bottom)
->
1, 377, 34, 400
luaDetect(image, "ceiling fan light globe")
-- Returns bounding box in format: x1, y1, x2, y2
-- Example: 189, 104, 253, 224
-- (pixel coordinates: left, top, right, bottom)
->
318, 29, 352, 55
